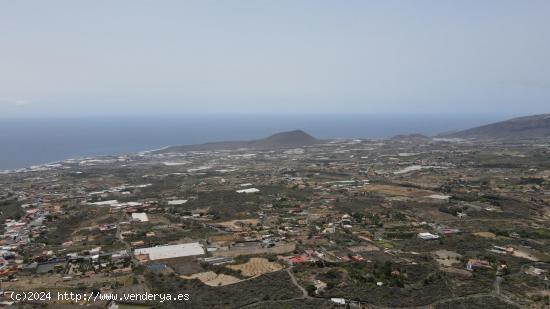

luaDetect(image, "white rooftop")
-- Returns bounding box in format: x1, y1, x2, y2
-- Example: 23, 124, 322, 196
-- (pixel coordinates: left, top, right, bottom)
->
236, 188, 260, 194
88, 200, 119, 206
167, 200, 188, 205
428, 194, 451, 200
134, 242, 204, 260
417, 232, 440, 240
131, 213, 149, 222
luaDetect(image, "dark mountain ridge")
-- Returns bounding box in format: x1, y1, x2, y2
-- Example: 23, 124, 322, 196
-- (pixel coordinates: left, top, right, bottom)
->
156, 130, 319, 152
438, 113, 550, 139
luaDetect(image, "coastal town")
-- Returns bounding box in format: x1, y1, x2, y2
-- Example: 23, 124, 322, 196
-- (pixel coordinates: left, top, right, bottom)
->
0, 131, 549, 308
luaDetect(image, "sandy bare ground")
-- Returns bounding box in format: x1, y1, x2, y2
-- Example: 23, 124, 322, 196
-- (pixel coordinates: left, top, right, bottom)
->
180, 258, 282, 287
433, 249, 462, 267
215, 219, 259, 231
512, 248, 540, 261
227, 257, 282, 277
473, 231, 497, 239
181, 271, 241, 286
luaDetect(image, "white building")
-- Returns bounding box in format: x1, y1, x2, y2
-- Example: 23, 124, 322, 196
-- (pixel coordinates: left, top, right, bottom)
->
417, 232, 440, 240
131, 213, 149, 222
236, 188, 260, 194
88, 200, 119, 206
167, 200, 188, 205
134, 242, 204, 261
330, 298, 346, 305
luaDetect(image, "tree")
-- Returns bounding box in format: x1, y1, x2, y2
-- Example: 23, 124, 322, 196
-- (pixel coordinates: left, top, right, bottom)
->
305, 284, 316, 295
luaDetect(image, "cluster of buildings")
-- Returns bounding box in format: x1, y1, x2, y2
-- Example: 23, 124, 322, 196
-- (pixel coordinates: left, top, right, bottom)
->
0, 134, 547, 307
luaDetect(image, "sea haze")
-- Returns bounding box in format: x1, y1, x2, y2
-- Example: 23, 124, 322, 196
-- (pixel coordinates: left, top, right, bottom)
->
0, 114, 509, 170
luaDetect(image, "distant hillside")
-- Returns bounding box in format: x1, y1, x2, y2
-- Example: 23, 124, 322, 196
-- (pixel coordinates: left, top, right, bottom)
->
391, 133, 430, 142
439, 113, 550, 139
253, 130, 318, 147
156, 130, 319, 152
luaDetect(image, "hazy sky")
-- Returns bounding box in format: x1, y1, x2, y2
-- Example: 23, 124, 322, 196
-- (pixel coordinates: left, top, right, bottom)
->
1, 0, 549, 117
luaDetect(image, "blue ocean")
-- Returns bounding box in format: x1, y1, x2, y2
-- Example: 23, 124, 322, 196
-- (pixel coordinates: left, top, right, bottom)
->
0, 114, 508, 170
